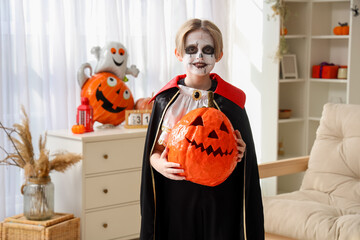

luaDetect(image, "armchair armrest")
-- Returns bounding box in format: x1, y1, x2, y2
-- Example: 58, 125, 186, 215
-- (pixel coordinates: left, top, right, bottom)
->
258, 156, 309, 179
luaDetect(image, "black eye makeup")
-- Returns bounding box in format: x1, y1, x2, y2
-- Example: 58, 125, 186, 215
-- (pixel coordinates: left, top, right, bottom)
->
202, 45, 215, 55
185, 45, 198, 54
185, 45, 215, 55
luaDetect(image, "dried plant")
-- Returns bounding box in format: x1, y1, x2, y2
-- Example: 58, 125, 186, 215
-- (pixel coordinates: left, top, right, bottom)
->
0, 106, 82, 179
267, 0, 289, 59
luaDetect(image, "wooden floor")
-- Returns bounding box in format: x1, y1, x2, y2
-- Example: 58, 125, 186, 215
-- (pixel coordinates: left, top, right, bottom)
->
265, 232, 297, 240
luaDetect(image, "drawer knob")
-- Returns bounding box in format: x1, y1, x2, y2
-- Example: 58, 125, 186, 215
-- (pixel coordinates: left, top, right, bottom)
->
103, 154, 108, 159
103, 189, 108, 194
103, 223, 108, 228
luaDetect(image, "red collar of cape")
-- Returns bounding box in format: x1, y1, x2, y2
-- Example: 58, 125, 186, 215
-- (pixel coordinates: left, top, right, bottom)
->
150, 73, 245, 109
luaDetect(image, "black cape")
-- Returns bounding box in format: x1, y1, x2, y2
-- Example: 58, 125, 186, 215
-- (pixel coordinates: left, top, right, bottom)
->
140, 73, 264, 240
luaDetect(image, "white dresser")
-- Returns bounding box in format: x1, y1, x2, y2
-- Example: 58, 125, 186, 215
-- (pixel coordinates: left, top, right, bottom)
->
47, 126, 147, 240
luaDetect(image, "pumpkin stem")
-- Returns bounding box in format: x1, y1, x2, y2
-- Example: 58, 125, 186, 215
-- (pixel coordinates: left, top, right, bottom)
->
208, 91, 215, 108
338, 22, 348, 27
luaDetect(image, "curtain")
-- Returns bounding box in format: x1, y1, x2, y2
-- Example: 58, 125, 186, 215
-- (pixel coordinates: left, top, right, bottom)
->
0, 0, 231, 220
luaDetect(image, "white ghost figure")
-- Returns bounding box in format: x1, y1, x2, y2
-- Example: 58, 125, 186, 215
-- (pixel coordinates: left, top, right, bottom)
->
91, 41, 139, 81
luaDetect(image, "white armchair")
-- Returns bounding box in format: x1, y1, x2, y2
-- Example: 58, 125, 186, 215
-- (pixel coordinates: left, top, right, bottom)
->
259, 103, 360, 240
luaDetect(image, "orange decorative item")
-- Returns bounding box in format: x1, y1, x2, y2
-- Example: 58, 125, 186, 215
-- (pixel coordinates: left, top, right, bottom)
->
333, 22, 349, 35
71, 124, 86, 134
280, 27, 288, 36
134, 97, 154, 110
80, 72, 134, 126
167, 105, 238, 187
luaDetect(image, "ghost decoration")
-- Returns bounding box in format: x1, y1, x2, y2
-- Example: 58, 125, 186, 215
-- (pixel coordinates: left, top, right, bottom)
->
91, 41, 139, 82
77, 41, 139, 126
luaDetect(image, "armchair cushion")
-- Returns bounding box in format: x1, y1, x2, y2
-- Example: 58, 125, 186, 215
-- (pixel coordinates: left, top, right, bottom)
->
264, 103, 360, 240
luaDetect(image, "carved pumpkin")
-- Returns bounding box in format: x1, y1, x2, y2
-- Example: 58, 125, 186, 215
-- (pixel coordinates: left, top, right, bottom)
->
167, 107, 238, 187
81, 72, 134, 125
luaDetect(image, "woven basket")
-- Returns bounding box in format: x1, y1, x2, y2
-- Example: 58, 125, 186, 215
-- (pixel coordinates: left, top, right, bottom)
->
2, 213, 80, 240
279, 109, 292, 119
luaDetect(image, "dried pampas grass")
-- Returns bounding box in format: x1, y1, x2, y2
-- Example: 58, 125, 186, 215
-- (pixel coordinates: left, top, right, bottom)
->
0, 106, 82, 179
50, 153, 82, 173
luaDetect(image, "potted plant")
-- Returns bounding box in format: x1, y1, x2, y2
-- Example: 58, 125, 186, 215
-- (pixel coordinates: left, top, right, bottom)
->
0, 107, 82, 220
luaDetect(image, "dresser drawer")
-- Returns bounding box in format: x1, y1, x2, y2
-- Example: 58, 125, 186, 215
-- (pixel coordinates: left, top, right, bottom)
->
85, 170, 141, 209
84, 137, 145, 174
85, 204, 140, 240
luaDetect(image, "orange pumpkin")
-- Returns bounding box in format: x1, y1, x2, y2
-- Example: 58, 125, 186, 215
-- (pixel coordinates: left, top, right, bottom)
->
71, 124, 86, 134
333, 22, 349, 35
81, 72, 134, 126
167, 107, 238, 187
134, 97, 154, 110
280, 27, 288, 36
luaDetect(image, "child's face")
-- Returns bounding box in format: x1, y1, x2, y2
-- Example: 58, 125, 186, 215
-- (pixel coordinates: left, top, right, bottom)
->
181, 29, 216, 76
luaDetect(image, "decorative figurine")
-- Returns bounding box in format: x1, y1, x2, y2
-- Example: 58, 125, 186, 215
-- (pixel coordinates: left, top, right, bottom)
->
77, 41, 138, 126
91, 41, 139, 82
78, 71, 134, 126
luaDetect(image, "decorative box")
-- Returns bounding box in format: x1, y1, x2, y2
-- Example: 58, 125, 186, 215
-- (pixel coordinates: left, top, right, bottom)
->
312, 64, 339, 79
1, 213, 80, 240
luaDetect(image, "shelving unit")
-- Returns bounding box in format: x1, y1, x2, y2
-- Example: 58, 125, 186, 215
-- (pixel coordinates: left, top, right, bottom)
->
277, 0, 360, 193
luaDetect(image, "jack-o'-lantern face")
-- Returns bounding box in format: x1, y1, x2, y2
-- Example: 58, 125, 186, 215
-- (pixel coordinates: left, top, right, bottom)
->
167, 107, 238, 187
81, 72, 134, 126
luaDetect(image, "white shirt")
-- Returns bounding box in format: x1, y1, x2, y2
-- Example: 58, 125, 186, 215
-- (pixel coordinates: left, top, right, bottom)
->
158, 84, 211, 146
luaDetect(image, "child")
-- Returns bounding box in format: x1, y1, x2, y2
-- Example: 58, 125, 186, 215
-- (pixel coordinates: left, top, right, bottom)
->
140, 18, 264, 240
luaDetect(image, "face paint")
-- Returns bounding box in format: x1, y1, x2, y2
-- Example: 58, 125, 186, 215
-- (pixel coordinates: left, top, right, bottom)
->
182, 30, 216, 76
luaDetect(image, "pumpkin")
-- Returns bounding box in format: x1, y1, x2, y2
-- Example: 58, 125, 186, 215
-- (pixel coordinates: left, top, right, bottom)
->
167, 107, 238, 187
71, 124, 86, 134
333, 22, 349, 35
280, 27, 288, 36
81, 72, 134, 126
134, 97, 154, 110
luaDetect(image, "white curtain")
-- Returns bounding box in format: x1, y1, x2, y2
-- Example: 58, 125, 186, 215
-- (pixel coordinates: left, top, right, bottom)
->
0, 0, 232, 220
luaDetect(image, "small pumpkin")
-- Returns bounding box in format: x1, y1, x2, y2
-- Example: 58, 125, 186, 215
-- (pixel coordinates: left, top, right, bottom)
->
167, 102, 238, 187
134, 97, 154, 110
280, 27, 288, 36
81, 72, 134, 126
333, 22, 349, 35
71, 124, 86, 134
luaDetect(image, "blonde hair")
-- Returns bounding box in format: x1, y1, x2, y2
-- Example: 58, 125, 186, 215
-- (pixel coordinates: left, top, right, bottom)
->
175, 19, 223, 59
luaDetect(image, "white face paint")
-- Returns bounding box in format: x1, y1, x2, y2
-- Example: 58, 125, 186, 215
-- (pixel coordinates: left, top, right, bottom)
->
182, 29, 216, 76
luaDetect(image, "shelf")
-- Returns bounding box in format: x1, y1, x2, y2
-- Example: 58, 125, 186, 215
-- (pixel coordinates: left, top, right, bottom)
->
308, 117, 321, 121
310, 78, 347, 83
279, 78, 305, 83
276, 0, 358, 195
278, 118, 304, 123
311, 35, 349, 39
284, 35, 307, 39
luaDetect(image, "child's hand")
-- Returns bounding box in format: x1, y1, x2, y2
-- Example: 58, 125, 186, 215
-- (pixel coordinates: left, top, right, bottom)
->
150, 147, 186, 181
235, 130, 246, 162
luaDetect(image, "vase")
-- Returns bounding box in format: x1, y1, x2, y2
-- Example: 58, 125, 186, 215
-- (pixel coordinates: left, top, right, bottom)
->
22, 176, 54, 220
